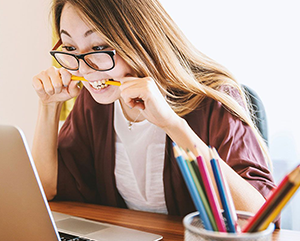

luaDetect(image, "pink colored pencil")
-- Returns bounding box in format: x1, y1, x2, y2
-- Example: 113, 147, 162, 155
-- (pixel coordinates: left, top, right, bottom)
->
197, 154, 227, 232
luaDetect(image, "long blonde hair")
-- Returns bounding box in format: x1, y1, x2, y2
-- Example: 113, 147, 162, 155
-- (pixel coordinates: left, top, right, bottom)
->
52, 0, 271, 167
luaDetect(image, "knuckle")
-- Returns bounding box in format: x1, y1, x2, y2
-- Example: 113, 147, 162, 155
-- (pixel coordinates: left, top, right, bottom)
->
49, 66, 58, 72
52, 81, 62, 89
45, 88, 54, 95
39, 71, 48, 79
59, 67, 69, 75
35, 84, 44, 92
32, 76, 43, 90
33, 83, 43, 92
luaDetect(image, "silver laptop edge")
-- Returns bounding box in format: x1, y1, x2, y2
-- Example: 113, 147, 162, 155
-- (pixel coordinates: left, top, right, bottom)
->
16, 126, 61, 240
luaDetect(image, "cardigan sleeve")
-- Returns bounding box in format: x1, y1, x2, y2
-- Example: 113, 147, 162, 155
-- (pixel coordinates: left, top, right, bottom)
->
208, 100, 276, 199
182, 97, 280, 227
55, 89, 97, 202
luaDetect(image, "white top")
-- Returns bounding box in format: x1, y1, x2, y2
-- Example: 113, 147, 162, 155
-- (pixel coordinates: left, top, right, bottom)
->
114, 100, 168, 214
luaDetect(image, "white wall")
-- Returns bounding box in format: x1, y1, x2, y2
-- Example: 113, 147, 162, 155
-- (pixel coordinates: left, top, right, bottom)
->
0, 0, 52, 146
159, 0, 300, 163
0, 0, 299, 230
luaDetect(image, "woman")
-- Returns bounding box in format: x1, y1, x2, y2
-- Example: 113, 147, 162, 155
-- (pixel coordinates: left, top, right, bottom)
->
32, 0, 276, 219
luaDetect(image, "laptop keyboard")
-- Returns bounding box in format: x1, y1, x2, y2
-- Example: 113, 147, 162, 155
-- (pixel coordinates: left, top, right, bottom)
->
59, 231, 95, 241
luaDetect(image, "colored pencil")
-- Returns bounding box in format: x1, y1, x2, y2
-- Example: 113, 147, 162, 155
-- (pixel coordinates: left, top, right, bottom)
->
211, 147, 240, 232
185, 150, 218, 231
196, 153, 227, 232
242, 165, 300, 232
186, 150, 205, 191
258, 180, 300, 231
210, 150, 237, 233
172, 143, 213, 231
242, 175, 292, 232
71, 76, 121, 86
258, 181, 299, 231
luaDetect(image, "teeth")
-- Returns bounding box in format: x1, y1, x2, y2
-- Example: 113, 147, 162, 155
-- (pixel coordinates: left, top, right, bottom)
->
89, 79, 108, 90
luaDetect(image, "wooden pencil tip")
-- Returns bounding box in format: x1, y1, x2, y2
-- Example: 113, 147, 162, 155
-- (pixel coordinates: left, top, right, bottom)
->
289, 165, 300, 184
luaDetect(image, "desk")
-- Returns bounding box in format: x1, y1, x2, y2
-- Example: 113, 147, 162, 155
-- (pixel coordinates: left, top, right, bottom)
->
49, 201, 300, 241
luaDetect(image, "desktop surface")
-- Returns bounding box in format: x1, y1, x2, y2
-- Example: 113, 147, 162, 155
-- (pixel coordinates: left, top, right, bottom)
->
49, 201, 300, 241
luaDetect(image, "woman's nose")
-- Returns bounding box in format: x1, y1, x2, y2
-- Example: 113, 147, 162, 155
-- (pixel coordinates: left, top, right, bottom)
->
78, 59, 93, 75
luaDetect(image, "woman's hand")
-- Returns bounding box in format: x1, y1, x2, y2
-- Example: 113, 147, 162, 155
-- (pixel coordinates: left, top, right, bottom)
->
118, 76, 181, 129
32, 67, 81, 105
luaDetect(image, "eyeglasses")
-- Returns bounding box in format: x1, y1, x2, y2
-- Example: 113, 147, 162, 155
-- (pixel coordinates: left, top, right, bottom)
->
50, 39, 116, 71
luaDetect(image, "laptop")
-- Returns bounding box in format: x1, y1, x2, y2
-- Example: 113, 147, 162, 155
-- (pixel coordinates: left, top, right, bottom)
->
0, 125, 163, 241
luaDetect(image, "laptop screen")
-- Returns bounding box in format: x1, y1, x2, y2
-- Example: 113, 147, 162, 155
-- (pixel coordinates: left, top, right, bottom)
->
0, 125, 60, 241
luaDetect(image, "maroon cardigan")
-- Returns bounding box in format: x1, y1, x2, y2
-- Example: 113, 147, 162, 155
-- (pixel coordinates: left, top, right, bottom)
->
55, 88, 276, 219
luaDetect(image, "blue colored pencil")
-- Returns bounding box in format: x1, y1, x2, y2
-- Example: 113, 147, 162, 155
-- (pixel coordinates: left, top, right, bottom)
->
172, 143, 213, 231
210, 156, 236, 233
211, 147, 240, 232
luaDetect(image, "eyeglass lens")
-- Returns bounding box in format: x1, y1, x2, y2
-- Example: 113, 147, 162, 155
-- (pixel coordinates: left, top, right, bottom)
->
85, 54, 113, 70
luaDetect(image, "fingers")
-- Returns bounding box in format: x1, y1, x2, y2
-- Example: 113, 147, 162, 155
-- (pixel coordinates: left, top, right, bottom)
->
126, 97, 145, 110
119, 80, 145, 109
32, 74, 45, 94
118, 76, 155, 109
59, 68, 82, 97
131, 99, 145, 110
32, 67, 78, 103
47, 67, 72, 94
59, 68, 72, 87
68, 80, 82, 98
41, 70, 56, 95
117, 76, 176, 129
33, 67, 60, 96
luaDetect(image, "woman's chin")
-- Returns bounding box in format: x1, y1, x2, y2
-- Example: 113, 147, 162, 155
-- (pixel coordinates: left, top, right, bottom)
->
85, 84, 119, 104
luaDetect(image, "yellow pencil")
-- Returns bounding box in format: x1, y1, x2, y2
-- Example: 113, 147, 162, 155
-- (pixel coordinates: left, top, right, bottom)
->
71, 76, 121, 86
71, 76, 88, 82
105, 80, 121, 86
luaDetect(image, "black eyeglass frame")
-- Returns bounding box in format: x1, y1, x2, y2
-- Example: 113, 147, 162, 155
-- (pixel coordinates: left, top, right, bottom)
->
50, 50, 116, 72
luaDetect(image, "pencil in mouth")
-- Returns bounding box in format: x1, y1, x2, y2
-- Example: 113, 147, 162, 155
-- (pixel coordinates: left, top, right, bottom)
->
71, 76, 121, 87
